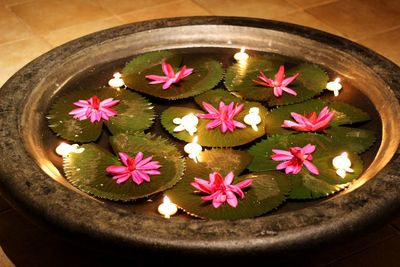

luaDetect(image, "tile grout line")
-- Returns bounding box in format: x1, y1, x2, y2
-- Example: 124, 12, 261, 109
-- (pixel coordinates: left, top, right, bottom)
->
355, 24, 400, 42
2, 3, 53, 48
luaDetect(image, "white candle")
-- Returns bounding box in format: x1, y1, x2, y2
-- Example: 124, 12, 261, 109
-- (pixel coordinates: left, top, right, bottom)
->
234, 47, 249, 62
55, 142, 84, 157
244, 107, 262, 131
108, 72, 125, 88
158, 196, 178, 219
326, 78, 342, 97
332, 152, 354, 178
173, 113, 199, 136
184, 136, 202, 162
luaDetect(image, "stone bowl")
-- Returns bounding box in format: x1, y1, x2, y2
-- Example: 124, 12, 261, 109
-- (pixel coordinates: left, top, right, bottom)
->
0, 17, 399, 260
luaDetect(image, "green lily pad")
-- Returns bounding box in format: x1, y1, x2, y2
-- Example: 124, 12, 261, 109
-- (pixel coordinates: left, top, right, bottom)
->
247, 134, 363, 199
328, 101, 370, 126
326, 127, 376, 153
166, 159, 291, 220
224, 56, 328, 106
63, 133, 185, 201
122, 51, 224, 100
161, 101, 267, 147
194, 88, 243, 107
47, 87, 155, 142
264, 99, 375, 153
197, 148, 253, 176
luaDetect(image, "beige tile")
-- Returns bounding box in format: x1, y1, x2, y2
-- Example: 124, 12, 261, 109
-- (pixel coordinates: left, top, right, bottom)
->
119, 0, 211, 23
357, 27, 400, 66
193, 0, 299, 19
306, 0, 400, 39
96, 0, 173, 15
275, 11, 343, 36
0, 6, 33, 44
43, 17, 123, 47
0, 37, 51, 86
286, 0, 336, 9
0, 0, 32, 6
10, 0, 112, 34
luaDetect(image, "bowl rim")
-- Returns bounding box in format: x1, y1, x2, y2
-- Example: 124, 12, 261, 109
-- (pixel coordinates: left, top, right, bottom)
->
0, 16, 399, 256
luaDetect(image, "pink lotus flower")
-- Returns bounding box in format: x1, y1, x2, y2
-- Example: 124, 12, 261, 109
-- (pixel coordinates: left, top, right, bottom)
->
196, 101, 246, 133
69, 95, 120, 123
191, 171, 252, 208
282, 106, 335, 132
106, 152, 161, 185
271, 144, 319, 175
145, 62, 193, 90
253, 65, 300, 97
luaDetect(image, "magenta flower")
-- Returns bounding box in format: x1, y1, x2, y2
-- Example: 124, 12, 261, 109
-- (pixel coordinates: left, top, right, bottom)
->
282, 106, 335, 132
271, 144, 319, 175
196, 101, 246, 133
69, 95, 120, 123
106, 152, 161, 185
191, 171, 252, 208
145, 63, 193, 90
253, 65, 300, 97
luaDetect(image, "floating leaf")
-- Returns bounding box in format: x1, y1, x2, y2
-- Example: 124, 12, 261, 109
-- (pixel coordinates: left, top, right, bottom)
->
328, 101, 370, 126
197, 148, 253, 176
47, 87, 154, 142
194, 88, 243, 107
326, 127, 376, 153
264, 99, 375, 152
224, 56, 328, 106
247, 134, 363, 199
161, 101, 267, 147
122, 51, 223, 100
64, 133, 184, 201
166, 159, 290, 220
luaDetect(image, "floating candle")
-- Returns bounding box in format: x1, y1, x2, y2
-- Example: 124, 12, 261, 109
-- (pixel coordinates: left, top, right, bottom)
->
326, 78, 342, 96
108, 72, 125, 88
158, 196, 178, 219
184, 136, 202, 162
234, 47, 249, 62
332, 152, 354, 178
244, 107, 262, 131
55, 142, 84, 157
173, 113, 199, 136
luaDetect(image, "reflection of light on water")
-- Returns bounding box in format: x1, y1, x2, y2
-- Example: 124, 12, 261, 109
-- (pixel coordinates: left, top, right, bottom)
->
231, 59, 248, 87
39, 160, 102, 202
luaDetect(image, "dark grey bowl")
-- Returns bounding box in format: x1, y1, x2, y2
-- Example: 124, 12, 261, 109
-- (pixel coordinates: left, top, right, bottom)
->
0, 17, 399, 259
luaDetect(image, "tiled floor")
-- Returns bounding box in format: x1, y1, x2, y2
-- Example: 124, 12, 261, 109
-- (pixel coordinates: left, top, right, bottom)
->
0, 0, 399, 266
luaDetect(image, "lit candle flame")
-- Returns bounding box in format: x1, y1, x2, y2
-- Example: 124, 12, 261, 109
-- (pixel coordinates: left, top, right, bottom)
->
55, 142, 84, 157
184, 136, 202, 162
158, 196, 178, 219
234, 47, 249, 63
326, 78, 342, 97
244, 107, 261, 131
332, 152, 354, 178
108, 72, 125, 88
173, 113, 199, 136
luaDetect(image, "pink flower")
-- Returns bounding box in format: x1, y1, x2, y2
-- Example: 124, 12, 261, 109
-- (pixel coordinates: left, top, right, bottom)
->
145, 63, 193, 90
271, 144, 319, 175
282, 106, 335, 132
191, 171, 252, 208
253, 65, 300, 97
196, 101, 246, 133
106, 152, 161, 185
69, 95, 120, 123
